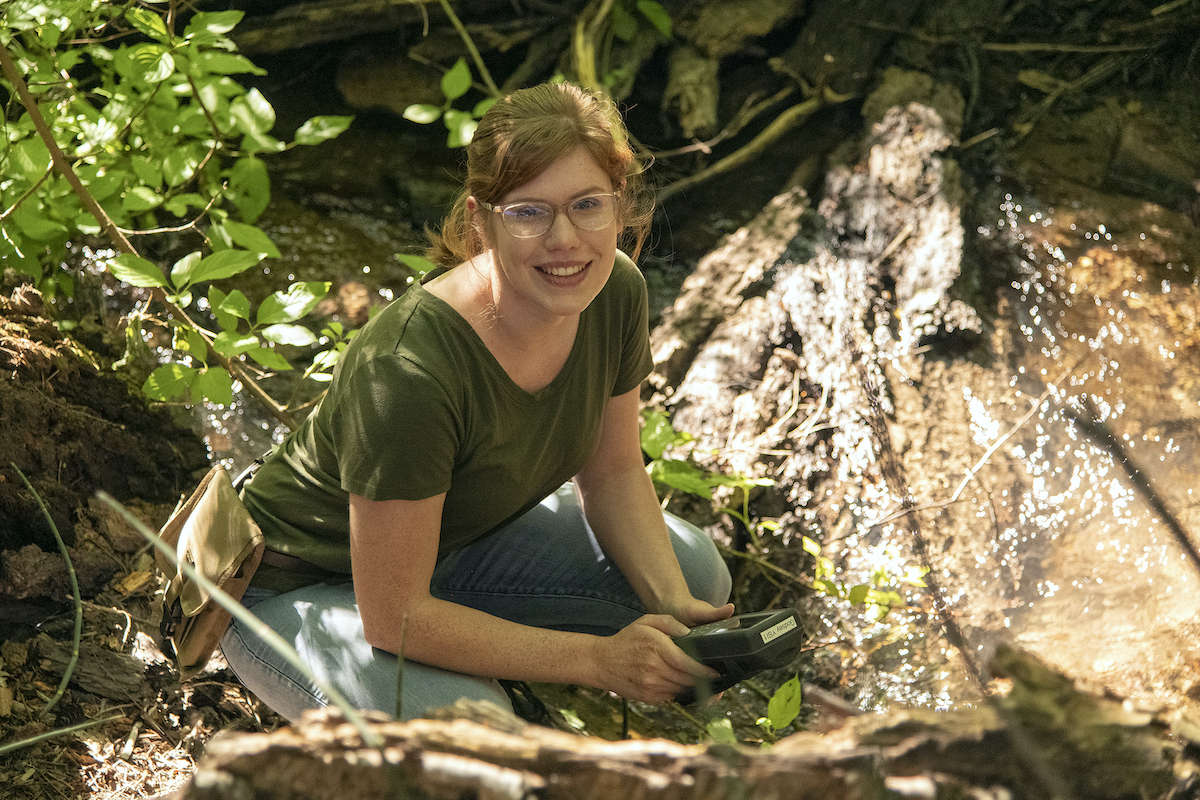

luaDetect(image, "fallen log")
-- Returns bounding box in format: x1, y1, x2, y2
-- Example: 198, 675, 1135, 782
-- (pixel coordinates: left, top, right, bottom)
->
164, 646, 1194, 800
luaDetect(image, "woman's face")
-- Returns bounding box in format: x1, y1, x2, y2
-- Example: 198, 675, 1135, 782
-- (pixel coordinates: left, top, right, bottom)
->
475, 144, 620, 325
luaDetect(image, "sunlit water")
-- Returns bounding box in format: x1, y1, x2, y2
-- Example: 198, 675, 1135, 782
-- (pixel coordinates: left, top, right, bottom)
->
828, 182, 1200, 714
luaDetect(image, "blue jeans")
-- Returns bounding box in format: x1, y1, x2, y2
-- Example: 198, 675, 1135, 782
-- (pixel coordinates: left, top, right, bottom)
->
220, 484, 731, 722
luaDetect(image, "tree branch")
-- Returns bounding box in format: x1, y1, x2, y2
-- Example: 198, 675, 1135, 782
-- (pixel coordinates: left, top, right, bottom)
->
0, 42, 296, 430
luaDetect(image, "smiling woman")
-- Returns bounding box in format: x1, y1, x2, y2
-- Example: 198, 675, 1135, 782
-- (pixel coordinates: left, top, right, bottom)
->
219, 81, 734, 722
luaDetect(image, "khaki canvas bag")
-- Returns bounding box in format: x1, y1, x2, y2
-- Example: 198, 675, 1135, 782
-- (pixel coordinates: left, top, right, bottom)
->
157, 467, 264, 679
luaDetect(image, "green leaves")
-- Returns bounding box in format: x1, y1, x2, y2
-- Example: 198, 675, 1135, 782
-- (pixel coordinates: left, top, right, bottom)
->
1, 0, 350, 305
293, 115, 353, 146
636, 1, 672, 38
109, 255, 166, 288
766, 676, 802, 731
402, 57, 496, 148
257, 282, 327, 326
441, 57, 472, 101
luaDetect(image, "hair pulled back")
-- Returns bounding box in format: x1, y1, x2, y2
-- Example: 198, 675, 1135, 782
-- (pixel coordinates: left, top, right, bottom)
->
427, 82, 653, 268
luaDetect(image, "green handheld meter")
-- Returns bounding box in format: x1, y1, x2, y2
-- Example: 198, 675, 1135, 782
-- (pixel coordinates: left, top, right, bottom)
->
674, 609, 804, 704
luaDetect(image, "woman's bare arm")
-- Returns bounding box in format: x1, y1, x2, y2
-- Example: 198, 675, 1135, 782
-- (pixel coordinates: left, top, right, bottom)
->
348, 490, 717, 703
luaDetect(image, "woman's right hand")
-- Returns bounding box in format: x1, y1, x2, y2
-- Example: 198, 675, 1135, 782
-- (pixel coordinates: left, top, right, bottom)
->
589, 614, 720, 704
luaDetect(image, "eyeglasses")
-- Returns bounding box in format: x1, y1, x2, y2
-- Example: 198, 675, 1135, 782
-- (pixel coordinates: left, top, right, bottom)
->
477, 192, 620, 239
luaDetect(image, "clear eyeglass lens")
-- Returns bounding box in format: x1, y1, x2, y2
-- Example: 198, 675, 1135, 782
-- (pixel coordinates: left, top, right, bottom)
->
499, 194, 615, 237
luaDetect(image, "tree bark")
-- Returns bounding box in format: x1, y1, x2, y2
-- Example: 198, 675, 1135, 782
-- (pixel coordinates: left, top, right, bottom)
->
165, 646, 1188, 800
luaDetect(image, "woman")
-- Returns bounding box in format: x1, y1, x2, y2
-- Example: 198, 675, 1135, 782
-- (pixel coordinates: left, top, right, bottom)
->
221, 81, 734, 722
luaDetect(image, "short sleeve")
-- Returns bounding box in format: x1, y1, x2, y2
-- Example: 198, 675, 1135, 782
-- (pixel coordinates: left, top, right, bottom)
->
611, 251, 654, 396
325, 354, 459, 501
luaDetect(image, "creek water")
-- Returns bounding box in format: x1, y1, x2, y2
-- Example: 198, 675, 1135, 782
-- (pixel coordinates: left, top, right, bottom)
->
827, 176, 1200, 717
196, 114, 1200, 723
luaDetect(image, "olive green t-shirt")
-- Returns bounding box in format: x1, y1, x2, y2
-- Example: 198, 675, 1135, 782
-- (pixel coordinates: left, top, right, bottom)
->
241, 252, 653, 591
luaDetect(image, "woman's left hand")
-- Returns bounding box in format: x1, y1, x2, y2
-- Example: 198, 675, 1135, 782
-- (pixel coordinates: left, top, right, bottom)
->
658, 598, 735, 629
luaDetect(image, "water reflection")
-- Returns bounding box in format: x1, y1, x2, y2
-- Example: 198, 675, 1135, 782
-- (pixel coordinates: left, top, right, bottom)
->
833, 183, 1200, 715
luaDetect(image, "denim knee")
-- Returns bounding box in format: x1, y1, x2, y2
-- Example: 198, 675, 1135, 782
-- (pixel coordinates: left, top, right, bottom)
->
666, 513, 732, 607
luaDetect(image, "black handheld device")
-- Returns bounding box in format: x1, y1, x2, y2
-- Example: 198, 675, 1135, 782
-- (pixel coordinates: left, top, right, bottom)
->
674, 608, 804, 704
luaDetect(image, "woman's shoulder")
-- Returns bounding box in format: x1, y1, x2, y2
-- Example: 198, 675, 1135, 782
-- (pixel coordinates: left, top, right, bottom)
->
601, 249, 647, 299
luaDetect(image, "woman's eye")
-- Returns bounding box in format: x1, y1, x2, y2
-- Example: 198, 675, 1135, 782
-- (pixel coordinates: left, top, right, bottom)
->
572, 197, 601, 212
507, 204, 549, 220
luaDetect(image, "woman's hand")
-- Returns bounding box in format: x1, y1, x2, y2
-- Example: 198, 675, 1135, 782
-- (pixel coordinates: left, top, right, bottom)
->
659, 598, 736, 629
589, 614, 720, 704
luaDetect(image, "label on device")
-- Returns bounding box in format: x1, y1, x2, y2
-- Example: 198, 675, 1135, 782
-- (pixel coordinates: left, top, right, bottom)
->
760, 615, 798, 644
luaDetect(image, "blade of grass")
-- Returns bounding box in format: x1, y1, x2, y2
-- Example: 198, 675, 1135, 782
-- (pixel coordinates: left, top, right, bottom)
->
94, 491, 385, 749
12, 464, 82, 717
0, 714, 124, 756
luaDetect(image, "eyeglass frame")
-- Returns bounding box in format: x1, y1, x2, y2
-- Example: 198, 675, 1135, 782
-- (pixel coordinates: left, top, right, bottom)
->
474, 191, 622, 239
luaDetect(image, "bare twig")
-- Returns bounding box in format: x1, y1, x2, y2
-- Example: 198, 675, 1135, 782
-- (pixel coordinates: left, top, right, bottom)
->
658, 88, 851, 204
437, 0, 500, 97
950, 359, 1083, 503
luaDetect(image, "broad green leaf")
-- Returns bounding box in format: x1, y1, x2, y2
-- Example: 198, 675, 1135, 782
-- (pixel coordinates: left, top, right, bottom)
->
245, 344, 293, 371
169, 252, 202, 289
220, 219, 281, 258
129, 44, 175, 83
108, 254, 166, 288
122, 185, 162, 211
131, 156, 163, 189
639, 409, 678, 459
163, 144, 204, 186
444, 108, 477, 148
403, 104, 442, 124
74, 211, 102, 235
240, 129, 286, 155
218, 295, 250, 329
847, 584, 871, 605
256, 281, 329, 325
228, 156, 270, 222
395, 253, 437, 276
182, 250, 264, 287
293, 115, 353, 146
164, 192, 208, 217
766, 676, 802, 731
193, 50, 266, 76
10, 204, 67, 241
230, 87, 275, 134
441, 57, 472, 101
706, 718, 737, 745
194, 367, 233, 405
472, 97, 497, 118
143, 363, 197, 402
75, 165, 124, 202
213, 330, 259, 357
208, 286, 236, 332
262, 323, 317, 346
814, 578, 840, 598
648, 458, 712, 498
127, 8, 171, 40
13, 137, 51, 182
178, 327, 208, 357
185, 10, 245, 37
637, 0, 673, 38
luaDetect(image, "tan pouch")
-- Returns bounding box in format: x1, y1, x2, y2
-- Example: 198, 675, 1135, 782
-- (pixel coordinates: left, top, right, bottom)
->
157, 467, 264, 680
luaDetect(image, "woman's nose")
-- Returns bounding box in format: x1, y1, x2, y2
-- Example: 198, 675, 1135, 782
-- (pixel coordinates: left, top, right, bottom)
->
542, 208, 581, 248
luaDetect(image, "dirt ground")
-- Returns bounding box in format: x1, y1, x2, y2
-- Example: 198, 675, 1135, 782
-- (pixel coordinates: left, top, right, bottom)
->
0, 278, 261, 800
